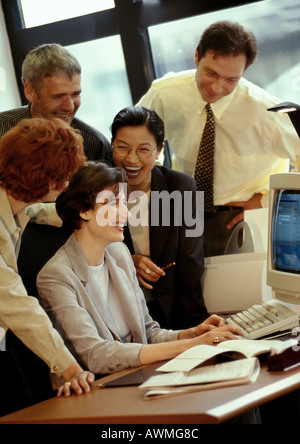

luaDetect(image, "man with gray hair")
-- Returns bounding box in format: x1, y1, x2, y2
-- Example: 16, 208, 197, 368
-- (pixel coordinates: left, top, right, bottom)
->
0, 43, 112, 164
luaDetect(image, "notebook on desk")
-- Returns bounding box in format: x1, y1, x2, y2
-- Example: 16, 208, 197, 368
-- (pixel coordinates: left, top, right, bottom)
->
97, 366, 156, 388
98, 369, 145, 387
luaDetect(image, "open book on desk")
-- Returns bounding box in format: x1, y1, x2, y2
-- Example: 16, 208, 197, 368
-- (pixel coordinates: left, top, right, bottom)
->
139, 338, 297, 400
139, 358, 260, 400
157, 338, 298, 373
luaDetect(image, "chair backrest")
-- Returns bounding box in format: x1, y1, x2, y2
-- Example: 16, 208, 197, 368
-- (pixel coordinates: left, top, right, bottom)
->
18, 222, 72, 296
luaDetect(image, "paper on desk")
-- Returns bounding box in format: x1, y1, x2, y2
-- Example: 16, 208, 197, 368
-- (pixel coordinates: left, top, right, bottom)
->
157, 339, 298, 373
158, 344, 220, 373
142, 382, 241, 400
142, 378, 254, 401
140, 358, 260, 399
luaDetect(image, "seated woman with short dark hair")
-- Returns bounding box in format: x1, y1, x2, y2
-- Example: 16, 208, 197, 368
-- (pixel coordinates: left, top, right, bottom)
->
37, 162, 241, 376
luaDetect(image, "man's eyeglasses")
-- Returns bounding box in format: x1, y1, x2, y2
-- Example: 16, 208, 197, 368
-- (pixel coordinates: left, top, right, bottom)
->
113, 145, 158, 160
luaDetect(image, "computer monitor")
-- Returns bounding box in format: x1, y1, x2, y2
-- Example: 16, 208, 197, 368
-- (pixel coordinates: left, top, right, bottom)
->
267, 172, 300, 304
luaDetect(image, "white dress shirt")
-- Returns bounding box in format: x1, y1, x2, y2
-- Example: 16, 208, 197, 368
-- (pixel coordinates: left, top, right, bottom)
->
138, 70, 300, 207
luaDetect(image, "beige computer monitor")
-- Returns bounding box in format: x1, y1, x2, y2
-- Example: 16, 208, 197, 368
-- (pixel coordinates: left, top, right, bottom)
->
267, 173, 300, 305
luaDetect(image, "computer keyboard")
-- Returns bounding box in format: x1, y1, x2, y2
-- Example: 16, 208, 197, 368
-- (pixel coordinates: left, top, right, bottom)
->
226, 299, 299, 339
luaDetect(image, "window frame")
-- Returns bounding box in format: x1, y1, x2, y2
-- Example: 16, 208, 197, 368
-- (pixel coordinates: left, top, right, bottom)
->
1, 0, 262, 104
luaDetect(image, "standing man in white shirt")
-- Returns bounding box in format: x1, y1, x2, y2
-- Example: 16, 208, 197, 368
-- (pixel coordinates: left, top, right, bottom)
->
138, 21, 300, 256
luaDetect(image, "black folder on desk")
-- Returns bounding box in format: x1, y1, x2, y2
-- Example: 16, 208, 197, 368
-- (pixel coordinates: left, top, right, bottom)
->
100, 369, 146, 387
98, 366, 159, 388
267, 342, 300, 371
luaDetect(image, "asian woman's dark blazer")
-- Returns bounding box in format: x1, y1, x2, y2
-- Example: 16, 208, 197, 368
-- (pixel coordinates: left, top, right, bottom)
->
123, 165, 208, 329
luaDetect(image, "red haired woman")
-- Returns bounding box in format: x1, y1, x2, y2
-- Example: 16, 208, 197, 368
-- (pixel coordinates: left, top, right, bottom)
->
0, 117, 94, 416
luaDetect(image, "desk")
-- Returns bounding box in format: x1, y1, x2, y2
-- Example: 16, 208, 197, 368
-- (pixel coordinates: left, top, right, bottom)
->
0, 361, 299, 424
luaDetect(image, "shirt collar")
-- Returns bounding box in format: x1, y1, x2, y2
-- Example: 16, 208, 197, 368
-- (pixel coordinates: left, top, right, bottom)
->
194, 75, 242, 119
27, 103, 33, 118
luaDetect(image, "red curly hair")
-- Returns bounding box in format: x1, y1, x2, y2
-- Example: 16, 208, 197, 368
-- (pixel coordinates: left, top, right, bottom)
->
0, 117, 86, 202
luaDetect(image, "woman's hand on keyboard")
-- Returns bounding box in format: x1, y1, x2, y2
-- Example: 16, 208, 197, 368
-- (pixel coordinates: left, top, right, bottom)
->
200, 314, 226, 328
179, 316, 243, 343
186, 315, 225, 337
194, 324, 244, 345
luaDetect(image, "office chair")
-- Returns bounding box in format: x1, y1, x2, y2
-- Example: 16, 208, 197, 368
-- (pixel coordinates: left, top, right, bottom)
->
18, 222, 72, 296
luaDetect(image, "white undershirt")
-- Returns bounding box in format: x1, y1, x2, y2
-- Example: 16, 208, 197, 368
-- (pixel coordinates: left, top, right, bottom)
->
90, 260, 132, 342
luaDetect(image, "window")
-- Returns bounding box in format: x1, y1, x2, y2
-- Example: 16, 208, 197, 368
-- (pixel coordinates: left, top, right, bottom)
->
20, 0, 115, 28
4, 0, 300, 127
148, 0, 300, 101
67, 36, 132, 140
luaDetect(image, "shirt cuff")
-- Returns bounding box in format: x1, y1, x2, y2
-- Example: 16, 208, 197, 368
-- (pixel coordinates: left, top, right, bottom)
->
261, 192, 269, 208
49, 347, 76, 377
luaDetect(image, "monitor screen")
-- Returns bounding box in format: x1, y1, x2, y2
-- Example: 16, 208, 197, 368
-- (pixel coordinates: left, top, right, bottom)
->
272, 190, 300, 274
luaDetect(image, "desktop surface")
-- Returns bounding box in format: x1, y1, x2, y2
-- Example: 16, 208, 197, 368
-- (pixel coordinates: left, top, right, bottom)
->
0, 355, 299, 424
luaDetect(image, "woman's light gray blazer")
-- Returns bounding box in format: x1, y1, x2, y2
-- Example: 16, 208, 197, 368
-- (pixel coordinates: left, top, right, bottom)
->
37, 234, 179, 375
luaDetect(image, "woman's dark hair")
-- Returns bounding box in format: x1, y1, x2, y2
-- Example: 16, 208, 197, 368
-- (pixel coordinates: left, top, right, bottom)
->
110, 105, 165, 149
196, 21, 258, 70
56, 161, 127, 230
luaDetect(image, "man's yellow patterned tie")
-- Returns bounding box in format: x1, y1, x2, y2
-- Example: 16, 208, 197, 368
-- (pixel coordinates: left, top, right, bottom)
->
194, 103, 215, 212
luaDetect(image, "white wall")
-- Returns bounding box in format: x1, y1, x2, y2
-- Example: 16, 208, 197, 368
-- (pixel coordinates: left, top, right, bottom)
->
0, 4, 21, 111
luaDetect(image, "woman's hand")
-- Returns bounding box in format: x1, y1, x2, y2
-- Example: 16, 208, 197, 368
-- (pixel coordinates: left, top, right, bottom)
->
225, 193, 263, 230
190, 315, 226, 336
132, 254, 165, 290
194, 324, 243, 346
58, 363, 95, 397
201, 314, 226, 328
179, 316, 242, 341
139, 322, 244, 366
